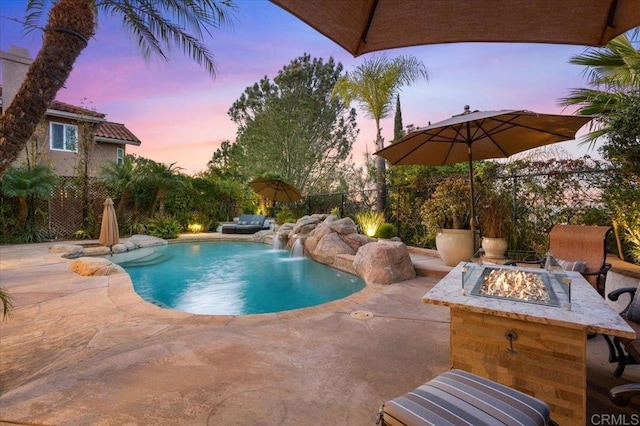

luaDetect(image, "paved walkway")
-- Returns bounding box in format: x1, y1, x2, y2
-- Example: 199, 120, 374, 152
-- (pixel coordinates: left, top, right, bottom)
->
0, 236, 638, 425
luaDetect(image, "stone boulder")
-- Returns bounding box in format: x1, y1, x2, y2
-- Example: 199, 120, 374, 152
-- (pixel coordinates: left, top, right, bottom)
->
292, 215, 322, 235
304, 217, 374, 266
310, 232, 356, 265
50, 244, 84, 259
83, 246, 112, 256
326, 217, 358, 234
69, 257, 126, 276
127, 234, 167, 248
353, 240, 416, 285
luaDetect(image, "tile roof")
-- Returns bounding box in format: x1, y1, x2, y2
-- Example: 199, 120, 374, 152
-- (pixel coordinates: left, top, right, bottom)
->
95, 121, 141, 146
1, 85, 140, 146
49, 100, 106, 119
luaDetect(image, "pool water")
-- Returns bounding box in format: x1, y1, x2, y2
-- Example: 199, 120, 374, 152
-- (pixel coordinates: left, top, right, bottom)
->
113, 242, 366, 315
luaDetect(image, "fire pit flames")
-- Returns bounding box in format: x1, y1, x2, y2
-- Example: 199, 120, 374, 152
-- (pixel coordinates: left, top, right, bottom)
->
479, 269, 550, 304
467, 266, 561, 307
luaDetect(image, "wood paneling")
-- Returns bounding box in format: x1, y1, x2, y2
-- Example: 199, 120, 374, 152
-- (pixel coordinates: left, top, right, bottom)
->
450, 308, 586, 426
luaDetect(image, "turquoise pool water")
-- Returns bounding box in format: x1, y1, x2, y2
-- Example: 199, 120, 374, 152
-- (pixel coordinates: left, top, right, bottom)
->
112, 242, 365, 315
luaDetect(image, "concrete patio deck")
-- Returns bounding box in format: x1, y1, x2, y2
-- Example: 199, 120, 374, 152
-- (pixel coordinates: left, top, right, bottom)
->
0, 235, 638, 425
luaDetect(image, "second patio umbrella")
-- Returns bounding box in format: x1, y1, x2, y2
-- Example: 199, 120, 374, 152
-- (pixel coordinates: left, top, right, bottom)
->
99, 197, 119, 254
249, 178, 302, 202
375, 106, 593, 246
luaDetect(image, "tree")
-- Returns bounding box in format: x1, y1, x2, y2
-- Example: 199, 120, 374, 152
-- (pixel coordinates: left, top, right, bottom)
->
333, 54, 429, 212
100, 155, 137, 217
228, 54, 358, 194
135, 159, 188, 217
0, 0, 236, 177
1, 165, 58, 229
393, 94, 404, 141
600, 93, 640, 263
207, 139, 243, 180
559, 34, 640, 147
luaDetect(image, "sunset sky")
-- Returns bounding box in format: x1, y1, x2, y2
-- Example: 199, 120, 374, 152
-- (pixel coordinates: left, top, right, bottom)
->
0, 0, 605, 174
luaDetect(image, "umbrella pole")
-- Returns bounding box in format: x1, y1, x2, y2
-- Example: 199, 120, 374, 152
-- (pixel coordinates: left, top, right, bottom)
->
467, 144, 477, 254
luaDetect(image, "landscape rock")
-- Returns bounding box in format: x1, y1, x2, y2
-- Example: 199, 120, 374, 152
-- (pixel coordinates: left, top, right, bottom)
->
69, 257, 126, 276
127, 234, 167, 248
326, 217, 358, 235
50, 244, 84, 259
83, 246, 112, 256
309, 233, 356, 265
353, 241, 416, 285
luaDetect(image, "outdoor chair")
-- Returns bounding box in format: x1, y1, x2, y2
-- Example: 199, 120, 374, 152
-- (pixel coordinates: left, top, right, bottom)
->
609, 382, 640, 407
220, 214, 269, 234
376, 369, 557, 426
506, 224, 613, 297
604, 283, 640, 377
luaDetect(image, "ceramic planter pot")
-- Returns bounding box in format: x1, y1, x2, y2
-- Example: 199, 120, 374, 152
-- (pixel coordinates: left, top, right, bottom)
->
436, 229, 474, 267
481, 236, 508, 259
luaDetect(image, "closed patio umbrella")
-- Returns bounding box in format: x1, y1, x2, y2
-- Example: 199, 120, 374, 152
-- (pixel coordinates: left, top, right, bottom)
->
99, 197, 119, 254
270, 0, 640, 56
375, 106, 593, 248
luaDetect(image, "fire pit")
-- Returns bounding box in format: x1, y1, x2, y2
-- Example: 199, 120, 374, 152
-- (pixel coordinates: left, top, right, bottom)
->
423, 263, 635, 425
469, 267, 559, 307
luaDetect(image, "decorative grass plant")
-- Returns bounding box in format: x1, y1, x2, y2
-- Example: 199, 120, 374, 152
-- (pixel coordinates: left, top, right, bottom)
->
355, 211, 385, 237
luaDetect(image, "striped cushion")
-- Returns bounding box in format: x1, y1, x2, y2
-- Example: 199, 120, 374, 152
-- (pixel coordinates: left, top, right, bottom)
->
556, 258, 586, 273
381, 370, 551, 426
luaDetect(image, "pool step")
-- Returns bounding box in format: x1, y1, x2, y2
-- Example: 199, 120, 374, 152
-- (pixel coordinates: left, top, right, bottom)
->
119, 251, 173, 267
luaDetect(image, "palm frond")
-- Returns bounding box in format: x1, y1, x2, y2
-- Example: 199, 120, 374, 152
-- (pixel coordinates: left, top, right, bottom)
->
100, 0, 237, 77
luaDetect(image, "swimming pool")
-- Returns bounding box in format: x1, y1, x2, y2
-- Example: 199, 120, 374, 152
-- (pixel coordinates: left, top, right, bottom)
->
112, 242, 366, 315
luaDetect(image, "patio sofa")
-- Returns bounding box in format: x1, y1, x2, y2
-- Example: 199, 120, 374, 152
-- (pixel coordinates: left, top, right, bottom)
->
220, 214, 270, 234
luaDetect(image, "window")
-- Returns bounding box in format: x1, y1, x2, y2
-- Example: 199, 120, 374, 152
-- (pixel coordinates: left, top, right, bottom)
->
50, 122, 78, 152
116, 148, 124, 166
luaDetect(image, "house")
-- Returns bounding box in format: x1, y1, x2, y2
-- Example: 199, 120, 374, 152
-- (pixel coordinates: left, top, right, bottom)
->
0, 46, 141, 177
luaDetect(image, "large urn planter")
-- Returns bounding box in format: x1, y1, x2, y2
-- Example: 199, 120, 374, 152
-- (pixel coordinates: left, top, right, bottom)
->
481, 237, 508, 259
436, 229, 474, 267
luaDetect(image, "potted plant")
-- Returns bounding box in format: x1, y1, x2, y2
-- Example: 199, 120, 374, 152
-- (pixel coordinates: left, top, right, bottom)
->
421, 175, 474, 266
479, 190, 512, 259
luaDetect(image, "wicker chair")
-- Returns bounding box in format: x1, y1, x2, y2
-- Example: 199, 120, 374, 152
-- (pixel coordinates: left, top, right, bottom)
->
506, 225, 613, 296
604, 284, 640, 377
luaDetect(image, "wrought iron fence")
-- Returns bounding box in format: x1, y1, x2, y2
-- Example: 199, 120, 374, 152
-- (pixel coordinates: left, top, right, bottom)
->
1, 166, 613, 248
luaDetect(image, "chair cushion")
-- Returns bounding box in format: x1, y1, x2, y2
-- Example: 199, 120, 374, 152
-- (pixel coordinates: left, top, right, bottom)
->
382, 369, 550, 426
556, 258, 586, 273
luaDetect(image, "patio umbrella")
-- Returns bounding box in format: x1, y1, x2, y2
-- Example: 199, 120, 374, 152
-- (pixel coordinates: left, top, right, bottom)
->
374, 106, 593, 247
270, 0, 640, 56
99, 197, 119, 254
249, 178, 302, 203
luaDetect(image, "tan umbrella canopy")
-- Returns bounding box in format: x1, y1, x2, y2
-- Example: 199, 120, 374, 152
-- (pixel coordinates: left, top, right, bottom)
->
375, 106, 593, 246
99, 197, 119, 253
270, 0, 640, 56
249, 177, 302, 203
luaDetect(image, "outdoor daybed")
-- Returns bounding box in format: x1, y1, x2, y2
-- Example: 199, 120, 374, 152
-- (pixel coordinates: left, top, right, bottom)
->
220, 214, 270, 234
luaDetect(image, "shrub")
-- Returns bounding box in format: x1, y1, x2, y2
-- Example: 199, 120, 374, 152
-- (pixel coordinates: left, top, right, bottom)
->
275, 206, 297, 224
375, 223, 397, 239
145, 215, 182, 239
420, 175, 470, 240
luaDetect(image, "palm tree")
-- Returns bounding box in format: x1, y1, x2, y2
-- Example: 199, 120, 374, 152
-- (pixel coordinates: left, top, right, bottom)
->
0, 0, 236, 177
1, 165, 58, 229
100, 155, 136, 217
332, 54, 429, 212
136, 159, 187, 217
559, 34, 640, 147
